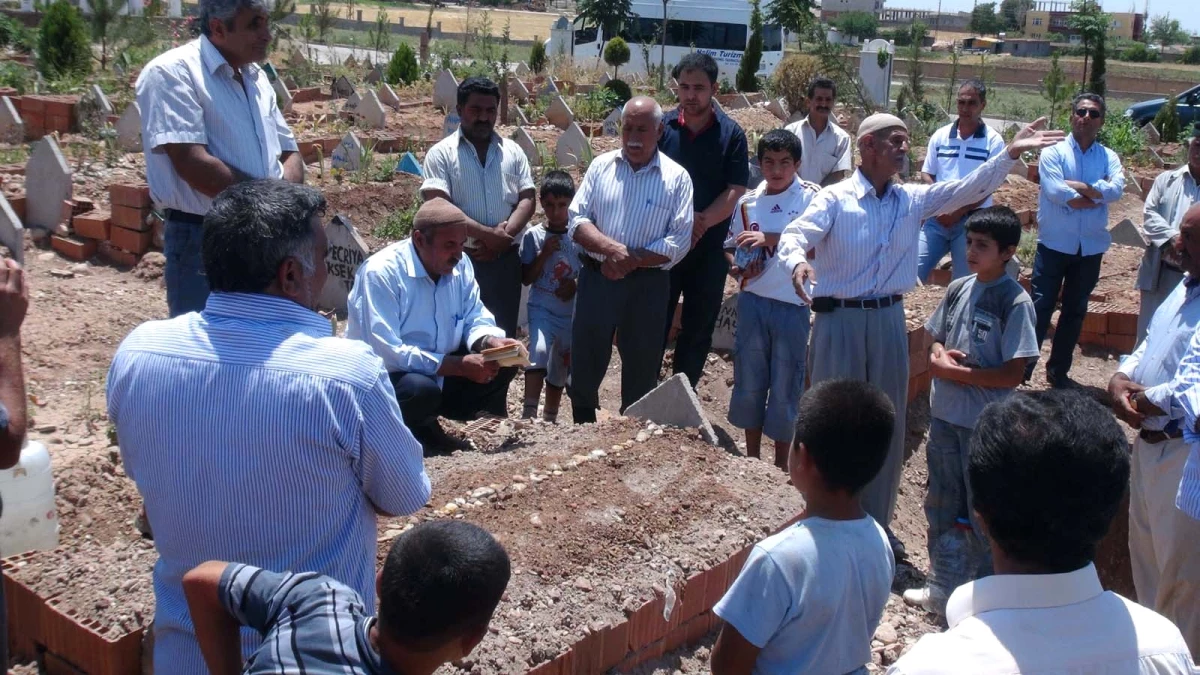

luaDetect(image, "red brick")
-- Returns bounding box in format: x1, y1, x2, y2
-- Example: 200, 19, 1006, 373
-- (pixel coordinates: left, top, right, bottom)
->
72, 211, 110, 241
526, 655, 560, 675
928, 267, 951, 286
599, 621, 630, 672
1106, 333, 1137, 354
685, 614, 711, 644
1107, 311, 1138, 337
20, 96, 44, 114
60, 199, 75, 223
679, 572, 706, 621
633, 639, 666, 667
572, 630, 603, 675
617, 654, 640, 673
44, 100, 73, 118
8, 196, 25, 222
50, 234, 96, 261
109, 183, 152, 209
109, 224, 153, 254
97, 241, 140, 267
663, 625, 688, 653
907, 325, 927, 355
1082, 308, 1108, 335
46, 115, 69, 133
1078, 331, 1106, 347
71, 198, 94, 214
111, 204, 151, 232
628, 596, 666, 653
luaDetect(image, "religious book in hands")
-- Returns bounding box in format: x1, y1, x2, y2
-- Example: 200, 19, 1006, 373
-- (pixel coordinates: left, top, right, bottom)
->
481, 343, 531, 367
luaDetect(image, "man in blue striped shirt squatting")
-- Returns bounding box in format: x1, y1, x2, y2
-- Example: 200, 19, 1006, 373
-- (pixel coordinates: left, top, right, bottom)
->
567, 96, 695, 423
182, 521, 511, 675
137, 0, 304, 318
779, 113, 1064, 559
347, 198, 526, 454
1029, 93, 1126, 388
916, 79, 1007, 284
108, 180, 432, 675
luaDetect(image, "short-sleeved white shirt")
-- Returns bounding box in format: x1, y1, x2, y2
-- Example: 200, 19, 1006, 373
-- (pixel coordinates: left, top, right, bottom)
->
724, 176, 819, 306
921, 119, 1006, 208
784, 116, 852, 185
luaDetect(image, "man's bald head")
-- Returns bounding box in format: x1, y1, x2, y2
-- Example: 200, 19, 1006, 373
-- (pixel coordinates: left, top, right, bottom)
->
622, 96, 663, 125
620, 96, 664, 169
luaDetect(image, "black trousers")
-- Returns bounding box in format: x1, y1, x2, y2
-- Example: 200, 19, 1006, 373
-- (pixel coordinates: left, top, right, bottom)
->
390, 365, 511, 432
569, 265, 671, 423
458, 246, 522, 414
1030, 243, 1104, 379
665, 231, 730, 388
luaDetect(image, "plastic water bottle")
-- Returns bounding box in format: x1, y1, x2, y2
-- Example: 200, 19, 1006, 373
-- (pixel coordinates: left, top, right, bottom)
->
0, 440, 59, 557
929, 517, 978, 613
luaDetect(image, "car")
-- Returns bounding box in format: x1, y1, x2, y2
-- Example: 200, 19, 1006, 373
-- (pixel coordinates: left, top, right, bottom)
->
1125, 82, 1200, 128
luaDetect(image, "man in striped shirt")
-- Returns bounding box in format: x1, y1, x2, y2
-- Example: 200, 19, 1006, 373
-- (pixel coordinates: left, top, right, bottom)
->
568, 96, 694, 423
182, 521, 510, 675
108, 180, 431, 674
778, 113, 1064, 555
138, 0, 304, 317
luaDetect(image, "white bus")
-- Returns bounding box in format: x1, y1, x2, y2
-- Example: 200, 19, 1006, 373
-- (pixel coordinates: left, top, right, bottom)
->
545, 0, 786, 85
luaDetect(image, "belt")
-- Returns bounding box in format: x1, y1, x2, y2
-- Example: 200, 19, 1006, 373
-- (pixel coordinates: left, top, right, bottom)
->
825, 294, 903, 310
164, 209, 205, 225
1139, 427, 1183, 444
579, 253, 602, 271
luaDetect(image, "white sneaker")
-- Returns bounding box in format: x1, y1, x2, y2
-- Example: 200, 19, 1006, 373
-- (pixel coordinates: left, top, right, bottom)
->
902, 587, 947, 616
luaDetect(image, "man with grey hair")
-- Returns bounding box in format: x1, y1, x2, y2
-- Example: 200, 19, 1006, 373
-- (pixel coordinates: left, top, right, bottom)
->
137, 0, 304, 318
778, 113, 1063, 557
568, 96, 694, 423
108, 180, 431, 674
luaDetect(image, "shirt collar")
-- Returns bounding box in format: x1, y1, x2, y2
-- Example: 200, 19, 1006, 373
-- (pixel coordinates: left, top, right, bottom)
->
456, 128, 501, 149
950, 118, 988, 140
1067, 133, 1101, 156
201, 292, 332, 337
849, 167, 893, 199
199, 35, 258, 78
946, 563, 1105, 628
617, 149, 662, 173
802, 116, 834, 138
676, 104, 719, 140
756, 175, 801, 197
397, 239, 460, 280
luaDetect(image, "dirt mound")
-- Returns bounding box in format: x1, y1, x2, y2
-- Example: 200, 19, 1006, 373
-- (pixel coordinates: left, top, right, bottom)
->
132, 252, 165, 281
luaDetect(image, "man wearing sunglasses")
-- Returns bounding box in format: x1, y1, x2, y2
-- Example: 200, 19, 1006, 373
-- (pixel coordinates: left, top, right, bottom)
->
1030, 93, 1125, 389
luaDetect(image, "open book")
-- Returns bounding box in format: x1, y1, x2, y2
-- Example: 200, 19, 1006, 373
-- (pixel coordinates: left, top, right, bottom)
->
481, 343, 531, 368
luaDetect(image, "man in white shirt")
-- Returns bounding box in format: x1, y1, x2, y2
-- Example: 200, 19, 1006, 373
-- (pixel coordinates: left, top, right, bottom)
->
888, 389, 1194, 675
783, 77, 852, 187
347, 198, 523, 454
917, 80, 1007, 283
137, 0, 303, 317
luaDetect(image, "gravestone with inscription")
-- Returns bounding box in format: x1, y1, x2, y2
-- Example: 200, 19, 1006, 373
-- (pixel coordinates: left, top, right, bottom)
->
710, 293, 738, 350
318, 214, 369, 314
602, 107, 621, 136
331, 132, 363, 171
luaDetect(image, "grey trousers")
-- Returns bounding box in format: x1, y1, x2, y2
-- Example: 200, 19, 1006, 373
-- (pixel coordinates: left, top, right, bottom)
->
472, 246, 523, 337
1138, 267, 1186, 342
569, 265, 670, 423
809, 303, 909, 527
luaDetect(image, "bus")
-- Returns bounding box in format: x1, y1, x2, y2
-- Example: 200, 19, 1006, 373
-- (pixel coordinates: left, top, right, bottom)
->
545, 0, 786, 85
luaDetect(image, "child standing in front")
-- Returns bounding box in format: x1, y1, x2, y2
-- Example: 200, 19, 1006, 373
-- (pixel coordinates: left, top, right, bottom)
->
724, 129, 820, 469
903, 206, 1039, 617
519, 170, 578, 422
711, 379, 897, 675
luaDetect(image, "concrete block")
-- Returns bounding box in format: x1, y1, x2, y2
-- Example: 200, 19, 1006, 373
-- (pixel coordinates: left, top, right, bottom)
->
546, 95, 574, 130
433, 69, 459, 111
554, 122, 589, 167
115, 102, 141, 152
624, 373, 717, 445
24, 136, 71, 231
1109, 217, 1147, 248
377, 82, 400, 110
710, 293, 737, 350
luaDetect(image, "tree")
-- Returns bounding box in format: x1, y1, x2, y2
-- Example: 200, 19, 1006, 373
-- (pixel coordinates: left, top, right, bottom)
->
895, 22, 928, 116
1183, 45, 1200, 65
999, 0, 1033, 30
86, 0, 121, 70
386, 42, 419, 85
38, 0, 90, 79
736, 0, 763, 92
1040, 51, 1070, 121
1148, 15, 1189, 48
603, 36, 631, 78
269, 0, 296, 51
1068, 0, 1108, 92
969, 2, 1003, 35
367, 10, 391, 55
765, 0, 814, 41
835, 11, 878, 41
529, 38, 547, 74
575, 0, 631, 41
1087, 30, 1106, 96
1153, 95, 1182, 142
313, 0, 339, 43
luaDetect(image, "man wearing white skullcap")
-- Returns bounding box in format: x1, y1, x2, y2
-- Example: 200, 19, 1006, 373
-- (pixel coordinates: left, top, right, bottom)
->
776, 113, 1064, 559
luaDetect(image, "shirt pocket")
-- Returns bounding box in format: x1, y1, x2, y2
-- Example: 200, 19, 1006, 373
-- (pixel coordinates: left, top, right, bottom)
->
451, 314, 467, 351
968, 309, 1001, 365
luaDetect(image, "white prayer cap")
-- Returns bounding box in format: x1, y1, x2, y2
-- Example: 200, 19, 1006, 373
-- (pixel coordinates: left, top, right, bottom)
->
856, 113, 908, 141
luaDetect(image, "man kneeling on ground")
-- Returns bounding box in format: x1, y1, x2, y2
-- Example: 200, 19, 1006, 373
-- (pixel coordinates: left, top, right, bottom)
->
348, 198, 525, 454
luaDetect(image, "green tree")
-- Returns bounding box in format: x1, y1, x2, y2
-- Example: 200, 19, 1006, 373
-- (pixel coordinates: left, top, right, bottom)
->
269, 0, 296, 51
765, 0, 813, 42
603, 36, 631, 78
1040, 51, 1070, 121
367, 10, 392, 55
835, 11, 878, 40
999, 0, 1033, 30
37, 0, 90, 79
529, 38, 547, 74
1148, 15, 1188, 48
1182, 45, 1200, 65
1153, 95, 1182, 142
1068, 0, 1108, 92
85, 0, 122, 70
313, 0, 339, 43
969, 2, 1003, 35
736, 0, 763, 92
1087, 30, 1106, 96
575, 0, 632, 40
386, 42, 420, 85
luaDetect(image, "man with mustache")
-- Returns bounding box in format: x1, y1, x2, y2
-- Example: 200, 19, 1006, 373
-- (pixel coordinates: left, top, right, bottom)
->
784, 76, 852, 187
1108, 201, 1200, 660
779, 113, 1064, 560
347, 198, 524, 453
1136, 123, 1200, 341
137, 0, 304, 317
421, 77, 536, 418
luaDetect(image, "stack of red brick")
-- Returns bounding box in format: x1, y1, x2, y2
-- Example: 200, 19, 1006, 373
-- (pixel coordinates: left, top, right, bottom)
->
907, 324, 935, 403
12, 95, 79, 141
1079, 301, 1139, 354
48, 183, 161, 266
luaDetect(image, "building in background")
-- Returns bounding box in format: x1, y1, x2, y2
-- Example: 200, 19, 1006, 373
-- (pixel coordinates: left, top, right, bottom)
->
878, 7, 972, 32
819, 0, 885, 22
1023, 1, 1144, 41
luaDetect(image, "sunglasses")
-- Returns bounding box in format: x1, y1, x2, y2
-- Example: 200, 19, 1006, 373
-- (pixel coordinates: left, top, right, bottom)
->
1074, 108, 1103, 119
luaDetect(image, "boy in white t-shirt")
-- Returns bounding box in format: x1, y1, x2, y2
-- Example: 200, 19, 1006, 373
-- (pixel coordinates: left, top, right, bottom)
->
712, 379, 897, 675
724, 128, 820, 469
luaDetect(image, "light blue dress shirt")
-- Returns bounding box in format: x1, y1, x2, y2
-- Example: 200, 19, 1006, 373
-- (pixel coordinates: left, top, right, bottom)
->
1119, 277, 1200, 431
1036, 135, 1125, 257
107, 293, 431, 675
346, 238, 506, 382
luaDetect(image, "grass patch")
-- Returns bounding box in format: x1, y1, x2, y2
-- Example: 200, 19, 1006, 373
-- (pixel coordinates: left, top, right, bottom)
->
374, 200, 420, 241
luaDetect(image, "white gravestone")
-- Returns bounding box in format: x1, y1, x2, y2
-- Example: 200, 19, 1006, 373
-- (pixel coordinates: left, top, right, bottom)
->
0, 97, 23, 145
273, 78, 293, 113
318, 214, 369, 313
357, 89, 387, 129
555, 122, 589, 167
859, 39, 895, 108
331, 132, 364, 171
514, 127, 540, 166
602, 107, 621, 136
766, 98, 788, 121
510, 105, 530, 126
25, 136, 72, 230
0, 193, 24, 264
509, 77, 530, 103
433, 70, 459, 111
377, 82, 401, 110
710, 293, 738, 351
342, 91, 361, 116
546, 95, 574, 130
78, 84, 114, 130
115, 102, 141, 152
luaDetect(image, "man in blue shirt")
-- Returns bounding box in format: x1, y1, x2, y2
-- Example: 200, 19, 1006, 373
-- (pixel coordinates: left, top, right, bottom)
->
1030, 93, 1125, 387
658, 52, 750, 389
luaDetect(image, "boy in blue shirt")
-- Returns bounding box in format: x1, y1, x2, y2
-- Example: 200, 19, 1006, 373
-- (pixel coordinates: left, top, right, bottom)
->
712, 379, 897, 675
903, 206, 1039, 617
724, 129, 819, 469
519, 170, 579, 422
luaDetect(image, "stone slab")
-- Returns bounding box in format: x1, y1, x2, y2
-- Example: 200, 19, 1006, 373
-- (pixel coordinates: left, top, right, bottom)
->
357, 89, 387, 128
546, 95, 574, 130
1142, 122, 1160, 145
0, 193, 23, 264
766, 98, 788, 121
115, 101, 141, 152
510, 105, 530, 126
514, 126, 540, 166
514, 61, 530, 76
317, 214, 368, 314
555, 122, 589, 167
273, 78, 293, 113
288, 47, 308, 67
711, 293, 737, 351
377, 82, 401, 110
624, 373, 717, 445
509, 77, 530, 102
364, 65, 383, 84
1108, 217, 1148, 248
602, 107, 622, 136
433, 70, 459, 111
25, 136, 71, 230
332, 75, 356, 98
330, 132, 363, 171
0, 96, 23, 145
344, 54, 358, 69
727, 93, 751, 110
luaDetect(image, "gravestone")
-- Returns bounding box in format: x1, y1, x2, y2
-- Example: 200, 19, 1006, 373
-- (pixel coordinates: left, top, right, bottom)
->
330, 132, 363, 171
357, 89, 387, 128
546, 95, 574, 130
510, 105, 530, 126
25, 136, 72, 230
712, 98, 725, 114
433, 70, 459, 111
745, 92, 766, 104
509, 77, 530, 102
364, 65, 384, 84
539, 78, 559, 97
1124, 170, 1143, 197
1007, 158, 1028, 178
711, 292, 738, 351
443, 112, 461, 137
332, 76, 356, 98
342, 91, 362, 116
727, 93, 751, 110
624, 373, 717, 445
0, 97, 23, 145
598, 72, 611, 86
377, 82, 401, 110
396, 152, 423, 176
317, 214, 369, 314
1150, 147, 1166, 168
344, 54, 358, 69
555, 122, 589, 167
602, 107, 622, 136
514, 127, 540, 166
273, 78, 293, 113
766, 98, 788, 121
859, 39, 895, 108
288, 47, 308, 67
903, 110, 922, 132
78, 84, 114, 131
115, 102, 141, 152
1142, 122, 1161, 145
0, 193, 23, 264
1108, 217, 1148, 248
514, 61, 530, 76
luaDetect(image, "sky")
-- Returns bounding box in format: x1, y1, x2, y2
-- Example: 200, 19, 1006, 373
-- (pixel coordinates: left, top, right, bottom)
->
890, 0, 1200, 35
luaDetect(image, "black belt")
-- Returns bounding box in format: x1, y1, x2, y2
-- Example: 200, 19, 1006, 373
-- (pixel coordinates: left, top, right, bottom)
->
1140, 427, 1183, 444
579, 253, 602, 272
812, 294, 903, 312
165, 209, 205, 225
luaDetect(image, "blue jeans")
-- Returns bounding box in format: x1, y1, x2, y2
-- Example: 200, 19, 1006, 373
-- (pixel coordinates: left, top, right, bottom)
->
1031, 244, 1104, 380
728, 292, 811, 443
917, 216, 969, 283
924, 418, 992, 596
164, 217, 211, 317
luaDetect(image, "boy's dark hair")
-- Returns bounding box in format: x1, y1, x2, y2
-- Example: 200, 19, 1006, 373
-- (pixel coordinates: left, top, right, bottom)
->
958, 78, 987, 104
970, 390, 1129, 574
539, 169, 576, 200
1072, 92, 1106, 117
378, 520, 511, 651
672, 53, 719, 85
793, 380, 894, 493
965, 206, 1022, 250
806, 76, 837, 99
457, 77, 500, 107
758, 128, 802, 162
